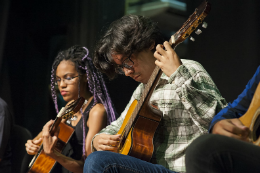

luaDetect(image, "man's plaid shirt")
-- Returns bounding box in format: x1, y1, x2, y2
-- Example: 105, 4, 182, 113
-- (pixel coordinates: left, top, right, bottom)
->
93, 59, 227, 172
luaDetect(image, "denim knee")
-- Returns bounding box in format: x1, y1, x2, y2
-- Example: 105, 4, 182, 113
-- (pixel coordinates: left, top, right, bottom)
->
84, 151, 108, 172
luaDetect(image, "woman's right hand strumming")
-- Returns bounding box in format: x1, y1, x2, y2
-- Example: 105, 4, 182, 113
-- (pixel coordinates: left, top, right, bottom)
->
25, 138, 42, 155
93, 134, 121, 152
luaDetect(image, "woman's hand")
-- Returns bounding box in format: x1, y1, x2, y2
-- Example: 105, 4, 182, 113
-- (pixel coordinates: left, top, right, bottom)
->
42, 120, 59, 156
93, 134, 121, 152
154, 41, 182, 77
25, 138, 42, 155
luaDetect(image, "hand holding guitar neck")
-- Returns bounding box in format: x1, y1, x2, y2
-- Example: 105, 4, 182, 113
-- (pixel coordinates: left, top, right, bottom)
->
42, 120, 60, 156
154, 0, 210, 77
154, 41, 182, 77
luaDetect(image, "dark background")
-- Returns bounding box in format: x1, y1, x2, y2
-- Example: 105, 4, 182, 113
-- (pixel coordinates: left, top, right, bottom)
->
0, 0, 259, 137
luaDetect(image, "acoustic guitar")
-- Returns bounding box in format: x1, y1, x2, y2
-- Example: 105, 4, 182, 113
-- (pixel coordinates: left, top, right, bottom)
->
117, 0, 211, 162
239, 83, 260, 144
27, 97, 85, 173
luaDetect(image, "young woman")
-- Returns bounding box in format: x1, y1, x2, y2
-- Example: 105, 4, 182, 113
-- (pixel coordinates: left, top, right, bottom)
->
25, 46, 117, 173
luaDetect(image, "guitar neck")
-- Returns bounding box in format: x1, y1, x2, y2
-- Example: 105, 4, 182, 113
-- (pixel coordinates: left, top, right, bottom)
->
124, 36, 180, 130
123, 66, 162, 137
49, 117, 63, 136
49, 107, 66, 136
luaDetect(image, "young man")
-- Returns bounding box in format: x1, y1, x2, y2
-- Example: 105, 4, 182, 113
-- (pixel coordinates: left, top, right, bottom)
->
185, 66, 260, 173
84, 15, 226, 173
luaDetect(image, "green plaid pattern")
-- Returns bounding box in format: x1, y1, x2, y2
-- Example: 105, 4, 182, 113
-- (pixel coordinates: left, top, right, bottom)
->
94, 59, 227, 172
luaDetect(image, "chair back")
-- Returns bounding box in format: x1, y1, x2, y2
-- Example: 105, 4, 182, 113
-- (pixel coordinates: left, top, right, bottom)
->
10, 125, 32, 173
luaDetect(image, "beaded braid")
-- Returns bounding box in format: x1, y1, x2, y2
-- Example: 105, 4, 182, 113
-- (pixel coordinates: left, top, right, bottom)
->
50, 45, 117, 159
50, 68, 59, 113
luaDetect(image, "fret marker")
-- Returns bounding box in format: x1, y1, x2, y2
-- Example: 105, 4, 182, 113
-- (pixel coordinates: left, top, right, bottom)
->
190, 37, 195, 42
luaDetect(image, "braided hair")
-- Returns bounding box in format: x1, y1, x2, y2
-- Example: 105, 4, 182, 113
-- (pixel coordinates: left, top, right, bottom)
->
50, 45, 117, 158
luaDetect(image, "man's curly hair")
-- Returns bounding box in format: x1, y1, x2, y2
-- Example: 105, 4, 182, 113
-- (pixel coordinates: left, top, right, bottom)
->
94, 14, 164, 80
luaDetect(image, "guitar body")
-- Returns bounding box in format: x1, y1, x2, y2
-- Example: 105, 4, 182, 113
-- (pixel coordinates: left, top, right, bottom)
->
28, 122, 74, 173
239, 83, 260, 145
117, 99, 162, 162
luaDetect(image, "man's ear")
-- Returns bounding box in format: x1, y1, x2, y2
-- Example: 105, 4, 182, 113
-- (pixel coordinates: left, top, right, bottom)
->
149, 41, 155, 50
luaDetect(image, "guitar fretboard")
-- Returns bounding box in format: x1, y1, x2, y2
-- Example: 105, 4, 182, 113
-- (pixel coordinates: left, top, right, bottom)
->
122, 66, 162, 139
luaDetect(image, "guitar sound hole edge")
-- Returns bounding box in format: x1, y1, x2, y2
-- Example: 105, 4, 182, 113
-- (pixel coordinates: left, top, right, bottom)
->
252, 112, 260, 141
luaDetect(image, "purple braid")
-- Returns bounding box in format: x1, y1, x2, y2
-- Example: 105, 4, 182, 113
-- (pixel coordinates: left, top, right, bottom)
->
98, 71, 117, 123
50, 68, 59, 114
81, 47, 100, 158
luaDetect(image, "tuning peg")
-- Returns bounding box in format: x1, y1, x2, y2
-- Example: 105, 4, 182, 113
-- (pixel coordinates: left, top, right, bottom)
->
190, 37, 195, 42
202, 22, 208, 28
195, 29, 202, 35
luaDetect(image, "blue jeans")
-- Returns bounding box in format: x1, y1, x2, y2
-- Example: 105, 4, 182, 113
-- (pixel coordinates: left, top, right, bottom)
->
84, 151, 177, 173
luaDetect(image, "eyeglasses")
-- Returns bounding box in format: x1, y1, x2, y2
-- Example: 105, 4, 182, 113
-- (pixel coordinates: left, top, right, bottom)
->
55, 76, 79, 85
115, 53, 134, 74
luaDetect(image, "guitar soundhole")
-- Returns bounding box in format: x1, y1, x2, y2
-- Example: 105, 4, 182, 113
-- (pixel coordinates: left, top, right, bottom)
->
252, 113, 260, 141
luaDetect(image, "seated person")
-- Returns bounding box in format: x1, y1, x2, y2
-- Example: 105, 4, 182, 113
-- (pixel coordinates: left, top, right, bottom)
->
83, 14, 227, 173
185, 66, 260, 173
24, 46, 117, 173
0, 97, 13, 173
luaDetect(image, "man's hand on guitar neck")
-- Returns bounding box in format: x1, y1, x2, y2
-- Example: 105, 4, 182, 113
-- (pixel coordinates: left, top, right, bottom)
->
93, 134, 121, 152
212, 118, 249, 141
154, 41, 182, 77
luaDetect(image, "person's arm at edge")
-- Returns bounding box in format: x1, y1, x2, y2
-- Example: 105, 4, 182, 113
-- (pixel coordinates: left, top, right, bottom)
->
209, 65, 260, 133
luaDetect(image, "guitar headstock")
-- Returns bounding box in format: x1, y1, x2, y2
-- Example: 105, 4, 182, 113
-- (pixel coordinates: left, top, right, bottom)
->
169, 0, 211, 48
58, 97, 85, 120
